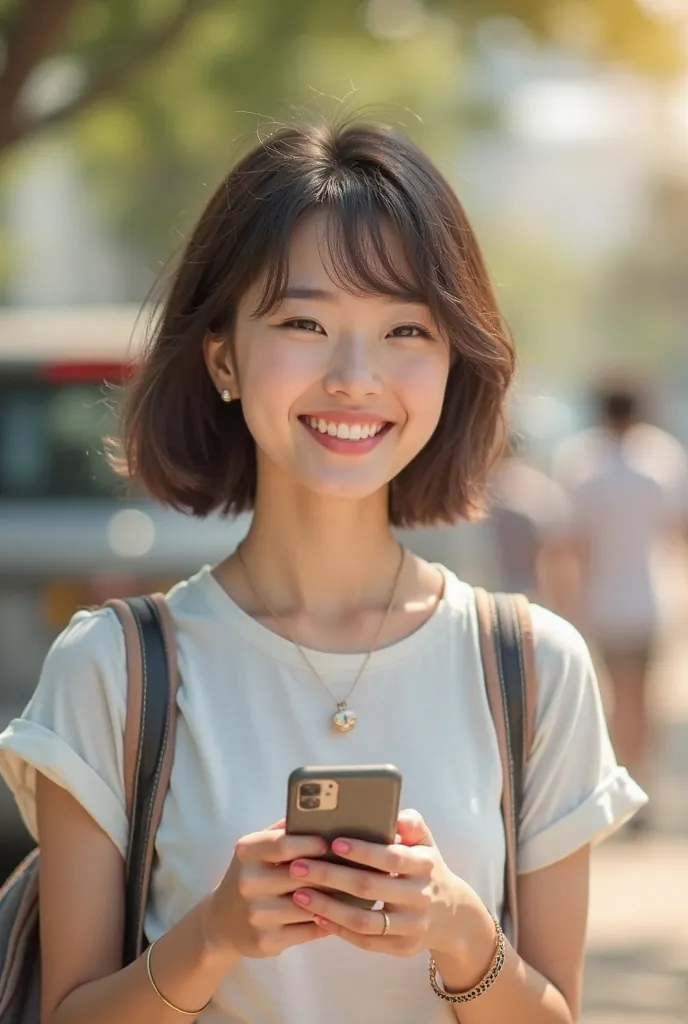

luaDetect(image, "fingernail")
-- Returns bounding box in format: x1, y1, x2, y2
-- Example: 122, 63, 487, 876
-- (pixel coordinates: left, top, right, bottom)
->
293, 890, 311, 907
315, 915, 333, 930
332, 839, 350, 855
290, 860, 309, 877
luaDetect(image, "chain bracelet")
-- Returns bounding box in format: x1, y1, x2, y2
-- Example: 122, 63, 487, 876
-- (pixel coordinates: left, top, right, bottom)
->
428, 916, 506, 1004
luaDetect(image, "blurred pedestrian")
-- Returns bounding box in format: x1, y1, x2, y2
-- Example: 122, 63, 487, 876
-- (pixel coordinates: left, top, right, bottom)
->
553, 378, 688, 824
487, 433, 572, 604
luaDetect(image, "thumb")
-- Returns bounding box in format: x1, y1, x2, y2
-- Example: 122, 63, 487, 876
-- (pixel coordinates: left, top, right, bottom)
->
396, 809, 435, 848
267, 818, 286, 831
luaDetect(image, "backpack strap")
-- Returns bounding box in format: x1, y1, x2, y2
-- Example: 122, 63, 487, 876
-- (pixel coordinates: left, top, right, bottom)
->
106, 594, 179, 966
474, 588, 537, 950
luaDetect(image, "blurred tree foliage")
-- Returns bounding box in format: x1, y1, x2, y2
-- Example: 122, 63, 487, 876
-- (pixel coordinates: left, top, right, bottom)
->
0, 0, 683, 284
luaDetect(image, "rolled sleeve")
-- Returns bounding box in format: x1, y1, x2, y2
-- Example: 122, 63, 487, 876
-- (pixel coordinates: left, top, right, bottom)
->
518, 607, 648, 875
0, 608, 129, 857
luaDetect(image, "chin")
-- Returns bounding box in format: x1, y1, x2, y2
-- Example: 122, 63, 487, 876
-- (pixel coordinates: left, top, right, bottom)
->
295, 469, 393, 505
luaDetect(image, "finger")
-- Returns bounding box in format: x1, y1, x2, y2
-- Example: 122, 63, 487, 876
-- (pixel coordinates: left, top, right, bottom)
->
327, 838, 433, 876
267, 818, 286, 831
396, 809, 435, 848
315, 922, 410, 955
239, 866, 312, 899
289, 859, 424, 907
293, 890, 417, 936
275, 923, 331, 950
248, 897, 317, 928
236, 830, 327, 865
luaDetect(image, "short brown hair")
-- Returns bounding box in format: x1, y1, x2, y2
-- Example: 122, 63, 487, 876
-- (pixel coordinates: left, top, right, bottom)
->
118, 119, 515, 527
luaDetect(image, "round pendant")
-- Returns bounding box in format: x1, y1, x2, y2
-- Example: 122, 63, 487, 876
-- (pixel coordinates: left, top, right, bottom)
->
332, 704, 357, 732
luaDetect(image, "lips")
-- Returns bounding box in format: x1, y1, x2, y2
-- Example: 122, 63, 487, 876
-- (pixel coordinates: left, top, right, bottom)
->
298, 415, 394, 454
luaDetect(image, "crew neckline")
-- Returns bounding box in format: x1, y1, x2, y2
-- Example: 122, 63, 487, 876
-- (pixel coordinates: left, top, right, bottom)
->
187, 562, 469, 674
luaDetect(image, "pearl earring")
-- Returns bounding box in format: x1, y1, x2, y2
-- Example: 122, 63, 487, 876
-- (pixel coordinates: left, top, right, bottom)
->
220, 388, 232, 403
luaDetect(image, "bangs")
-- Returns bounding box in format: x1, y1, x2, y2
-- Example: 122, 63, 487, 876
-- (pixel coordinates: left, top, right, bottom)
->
249, 173, 436, 319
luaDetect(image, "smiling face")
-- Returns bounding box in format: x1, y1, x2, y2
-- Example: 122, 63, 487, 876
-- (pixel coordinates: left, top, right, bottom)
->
207, 213, 451, 507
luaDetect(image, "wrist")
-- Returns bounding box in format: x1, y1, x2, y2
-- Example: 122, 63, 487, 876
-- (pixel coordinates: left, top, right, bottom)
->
198, 894, 240, 969
431, 900, 498, 993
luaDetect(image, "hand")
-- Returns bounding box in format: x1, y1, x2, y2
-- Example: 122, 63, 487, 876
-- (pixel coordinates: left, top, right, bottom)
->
202, 819, 330, 959
288, 809, 494, 967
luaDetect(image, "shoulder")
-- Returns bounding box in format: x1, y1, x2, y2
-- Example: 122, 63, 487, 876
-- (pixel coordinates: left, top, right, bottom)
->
44, 605, 126, 676
164, 564, 218, 619
526, 603, 596, 729
528, 602, 589, 662
35, 605, 128, 711
44, 567, 213, 689
628, 425, 688, 486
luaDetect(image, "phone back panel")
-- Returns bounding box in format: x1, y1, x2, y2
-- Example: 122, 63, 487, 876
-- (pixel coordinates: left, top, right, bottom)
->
287, 764, 401, 845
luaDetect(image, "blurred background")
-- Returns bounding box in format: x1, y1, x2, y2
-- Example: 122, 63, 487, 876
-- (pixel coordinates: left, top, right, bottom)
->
1, 2, 687, 1020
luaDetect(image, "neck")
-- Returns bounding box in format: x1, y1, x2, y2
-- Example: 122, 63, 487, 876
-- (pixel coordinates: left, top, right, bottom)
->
237, 476, 402, 618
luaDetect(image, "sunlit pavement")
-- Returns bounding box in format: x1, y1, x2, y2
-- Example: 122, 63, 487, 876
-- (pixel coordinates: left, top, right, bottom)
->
582, 545, 688, 1023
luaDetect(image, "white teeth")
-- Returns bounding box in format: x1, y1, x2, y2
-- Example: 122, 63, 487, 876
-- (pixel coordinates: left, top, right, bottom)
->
305, 418, 387, 440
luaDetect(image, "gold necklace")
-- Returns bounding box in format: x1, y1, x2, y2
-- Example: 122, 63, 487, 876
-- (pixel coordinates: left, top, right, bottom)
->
236, 543, 406, 733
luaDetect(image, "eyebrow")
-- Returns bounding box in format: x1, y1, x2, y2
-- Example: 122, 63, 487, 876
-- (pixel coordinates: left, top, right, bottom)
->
281, 285, 428, 305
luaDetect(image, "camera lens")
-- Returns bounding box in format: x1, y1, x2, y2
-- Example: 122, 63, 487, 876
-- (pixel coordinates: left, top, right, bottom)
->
300, 795, 320, 810
299, 783, 321, 797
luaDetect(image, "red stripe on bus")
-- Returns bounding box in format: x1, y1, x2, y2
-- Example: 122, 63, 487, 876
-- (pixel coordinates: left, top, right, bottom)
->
41, 362, 135, 382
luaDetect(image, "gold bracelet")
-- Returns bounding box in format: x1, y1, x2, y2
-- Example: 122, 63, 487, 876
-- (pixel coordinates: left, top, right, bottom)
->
145, 940, 211, 1017
428, 916, 506, 1004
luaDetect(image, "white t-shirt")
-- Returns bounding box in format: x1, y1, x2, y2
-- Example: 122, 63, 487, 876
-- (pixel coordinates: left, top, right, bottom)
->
0, 565, 646, 1024
553, 425, 688, 642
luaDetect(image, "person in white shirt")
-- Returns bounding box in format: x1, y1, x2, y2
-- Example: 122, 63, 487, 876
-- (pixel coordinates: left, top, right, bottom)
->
0, 121, 645, 1024
553, 382, 688, 813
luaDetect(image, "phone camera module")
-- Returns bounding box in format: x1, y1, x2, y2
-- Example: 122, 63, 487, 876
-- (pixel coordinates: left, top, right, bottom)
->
299, 783, 321, 797
299, 795, 321, 810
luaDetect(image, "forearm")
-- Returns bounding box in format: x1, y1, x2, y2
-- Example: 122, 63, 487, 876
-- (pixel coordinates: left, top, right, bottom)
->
51, 897, 239, 1024
433, 912, 574, 1024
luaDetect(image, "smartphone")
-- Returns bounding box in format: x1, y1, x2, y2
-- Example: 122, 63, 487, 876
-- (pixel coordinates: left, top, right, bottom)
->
286, 764, 402, 909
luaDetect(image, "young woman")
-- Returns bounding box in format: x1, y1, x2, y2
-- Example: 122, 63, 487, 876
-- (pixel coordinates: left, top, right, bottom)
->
0, 120, 646, 1024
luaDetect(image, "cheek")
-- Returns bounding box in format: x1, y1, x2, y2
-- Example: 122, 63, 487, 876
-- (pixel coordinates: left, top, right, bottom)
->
395, 355, 450, 432
239, 339, 317, 419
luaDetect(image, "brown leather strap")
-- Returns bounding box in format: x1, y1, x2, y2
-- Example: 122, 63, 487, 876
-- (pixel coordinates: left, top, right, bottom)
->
106, 594, 179, 961
107, 599, 145, 820
475, 587, 519, 945
474, 588, 537, 950
139, 594, 180, 928
512, 593, 537, 755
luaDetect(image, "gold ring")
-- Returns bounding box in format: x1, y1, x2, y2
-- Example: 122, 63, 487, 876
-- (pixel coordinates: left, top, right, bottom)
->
380, 909, 390, 937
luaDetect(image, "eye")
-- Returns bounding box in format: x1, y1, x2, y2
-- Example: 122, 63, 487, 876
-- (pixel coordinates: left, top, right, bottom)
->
280, 318, 325, 335
387, 324, 432, 339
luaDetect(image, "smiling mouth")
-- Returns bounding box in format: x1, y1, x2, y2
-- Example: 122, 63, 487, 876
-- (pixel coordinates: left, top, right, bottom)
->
299, 416, 393, 441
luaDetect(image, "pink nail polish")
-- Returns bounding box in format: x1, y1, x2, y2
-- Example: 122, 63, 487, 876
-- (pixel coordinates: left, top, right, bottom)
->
332, 839, 350, 855
291, 861, 309, 877
315, 916, 332, 930
293, 890, 311, 907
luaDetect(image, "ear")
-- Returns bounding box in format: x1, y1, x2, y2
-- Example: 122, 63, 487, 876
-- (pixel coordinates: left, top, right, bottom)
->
204, 331, 239, 400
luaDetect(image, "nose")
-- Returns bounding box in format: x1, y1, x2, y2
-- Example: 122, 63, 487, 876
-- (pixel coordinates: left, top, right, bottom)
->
323, 332, 382, 400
